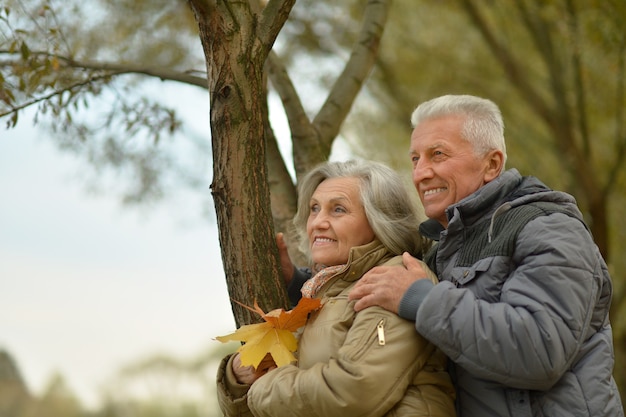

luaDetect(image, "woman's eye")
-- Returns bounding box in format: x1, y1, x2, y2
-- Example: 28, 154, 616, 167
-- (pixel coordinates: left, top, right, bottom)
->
334, 206, 347, 213
310, 204, 320, 213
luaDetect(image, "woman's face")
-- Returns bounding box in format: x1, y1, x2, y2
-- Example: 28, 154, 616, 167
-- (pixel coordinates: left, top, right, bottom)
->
306, 177, 375, 266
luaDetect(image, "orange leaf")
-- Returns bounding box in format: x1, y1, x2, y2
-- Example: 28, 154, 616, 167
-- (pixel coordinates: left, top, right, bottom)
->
215, 297, 322, 369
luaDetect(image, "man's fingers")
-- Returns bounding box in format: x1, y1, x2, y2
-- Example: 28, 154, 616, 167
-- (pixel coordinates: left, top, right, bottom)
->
402, 252, 427, 275
350, 265, 400, 301
402, 252, 419, 268
358, 265, 393, 284
353, 296, 371, 312
348, 282, 370, 301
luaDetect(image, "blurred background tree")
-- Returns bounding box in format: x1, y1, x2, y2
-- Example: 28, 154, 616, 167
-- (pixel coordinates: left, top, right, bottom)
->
0, 349, 32, 417
1, 0, 624, 404
0, 345, 236, 417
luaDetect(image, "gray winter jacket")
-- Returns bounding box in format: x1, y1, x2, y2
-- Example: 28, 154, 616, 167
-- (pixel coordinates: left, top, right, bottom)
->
399, 169, 624, 417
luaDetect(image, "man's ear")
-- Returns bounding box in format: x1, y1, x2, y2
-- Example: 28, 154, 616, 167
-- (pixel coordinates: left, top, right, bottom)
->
484, 150, 505, 182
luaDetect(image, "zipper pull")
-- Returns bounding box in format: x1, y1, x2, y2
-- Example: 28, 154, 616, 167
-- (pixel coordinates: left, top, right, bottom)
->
377, 319, 385, 346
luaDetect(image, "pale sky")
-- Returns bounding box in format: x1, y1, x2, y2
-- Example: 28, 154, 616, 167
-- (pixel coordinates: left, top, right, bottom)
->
0, 86, 237, 408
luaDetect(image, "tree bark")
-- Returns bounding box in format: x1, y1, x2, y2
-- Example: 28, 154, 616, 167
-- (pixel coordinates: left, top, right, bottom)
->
188, 0, 294, 326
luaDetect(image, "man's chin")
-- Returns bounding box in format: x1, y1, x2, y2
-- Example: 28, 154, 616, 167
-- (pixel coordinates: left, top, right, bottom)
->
423, 206, 444, 219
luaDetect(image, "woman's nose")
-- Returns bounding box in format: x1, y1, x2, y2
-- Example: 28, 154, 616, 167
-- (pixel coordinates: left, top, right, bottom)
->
311, 211, 330, 229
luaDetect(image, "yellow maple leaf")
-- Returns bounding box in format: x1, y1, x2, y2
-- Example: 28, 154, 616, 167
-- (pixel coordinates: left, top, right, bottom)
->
215, 297, 322, 369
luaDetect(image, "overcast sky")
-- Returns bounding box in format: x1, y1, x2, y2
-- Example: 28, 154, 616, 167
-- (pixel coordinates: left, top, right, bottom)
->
0, 86, 238, 408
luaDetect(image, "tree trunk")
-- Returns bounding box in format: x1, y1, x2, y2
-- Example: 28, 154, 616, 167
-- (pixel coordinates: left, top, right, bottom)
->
188, 0, 294, 326
188, 0, 390, 326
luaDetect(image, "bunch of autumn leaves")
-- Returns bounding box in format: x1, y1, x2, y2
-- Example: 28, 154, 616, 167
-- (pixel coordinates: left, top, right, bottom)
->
216, 298, 322, 369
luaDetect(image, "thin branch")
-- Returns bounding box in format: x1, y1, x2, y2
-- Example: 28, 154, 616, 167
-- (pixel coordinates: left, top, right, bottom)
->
258, 0, 296, 48
515, 1, 570, 129
565, 0, 590, 155
266, 50, 322, 179
459, 0, 553, 120
186, 0, 217, 22
47, 1, 73, 55
266, 52, 315, 137
313, 0, 391, 145
0, 72, 115, 118
605, 37, 626, 193
515, 1, 557, 74
0, 50, 209, 88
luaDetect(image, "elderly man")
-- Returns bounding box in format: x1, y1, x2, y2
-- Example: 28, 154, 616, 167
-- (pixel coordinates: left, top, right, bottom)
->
281, 95, 624, 416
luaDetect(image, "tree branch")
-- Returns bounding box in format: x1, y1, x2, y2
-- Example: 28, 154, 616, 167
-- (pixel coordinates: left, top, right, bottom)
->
258, 0, 296, 49
186, 0, 217, 23
0, 73, 113, 118
515, 1, 571, 132
513, 2, 573, 158
564, 0, 590, 156
515, 2, 601, 207
265, 52, 308, 133
605, 36, 626, 194
265, 50, 322, 178
313, 0, 392, 152
2, 50, 209, 89
459, 0, 553, 121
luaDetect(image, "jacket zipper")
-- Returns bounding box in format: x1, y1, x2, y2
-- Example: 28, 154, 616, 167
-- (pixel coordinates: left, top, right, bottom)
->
377, 319, 385, 346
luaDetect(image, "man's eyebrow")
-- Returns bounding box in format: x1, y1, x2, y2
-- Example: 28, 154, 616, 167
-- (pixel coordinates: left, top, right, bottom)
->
409, 142, 445, 154
427, 142, 445, 150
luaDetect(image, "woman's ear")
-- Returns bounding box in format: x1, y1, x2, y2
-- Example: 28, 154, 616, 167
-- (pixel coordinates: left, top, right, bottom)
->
484, 150, 505, 183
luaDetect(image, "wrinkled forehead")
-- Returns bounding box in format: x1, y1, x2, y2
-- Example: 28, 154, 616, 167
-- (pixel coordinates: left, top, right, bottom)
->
410, 116, 467, 148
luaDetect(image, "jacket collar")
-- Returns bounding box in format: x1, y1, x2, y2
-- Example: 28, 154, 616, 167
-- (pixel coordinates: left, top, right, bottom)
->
418, 168, 578, 240
321, 239, 394, 284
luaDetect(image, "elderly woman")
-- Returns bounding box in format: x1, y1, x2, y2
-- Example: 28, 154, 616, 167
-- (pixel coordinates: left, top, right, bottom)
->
217, 160, 455, 417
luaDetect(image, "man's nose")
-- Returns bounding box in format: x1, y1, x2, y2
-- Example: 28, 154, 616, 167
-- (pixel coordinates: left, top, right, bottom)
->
413, 159, 433, 185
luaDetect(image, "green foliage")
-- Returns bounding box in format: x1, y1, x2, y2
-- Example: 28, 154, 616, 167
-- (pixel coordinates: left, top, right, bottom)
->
0, 0, 206, 206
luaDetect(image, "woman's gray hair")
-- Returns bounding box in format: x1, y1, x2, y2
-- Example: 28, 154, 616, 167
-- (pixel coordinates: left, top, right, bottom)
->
293, 159, 426, 260
411, 94, 508, 167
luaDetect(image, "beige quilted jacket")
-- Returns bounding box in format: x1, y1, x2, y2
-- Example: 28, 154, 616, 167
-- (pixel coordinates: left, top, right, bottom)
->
216, 240, 455, 417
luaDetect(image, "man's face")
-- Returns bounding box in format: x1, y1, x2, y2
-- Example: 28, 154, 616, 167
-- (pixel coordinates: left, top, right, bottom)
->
409, 115, 500, 227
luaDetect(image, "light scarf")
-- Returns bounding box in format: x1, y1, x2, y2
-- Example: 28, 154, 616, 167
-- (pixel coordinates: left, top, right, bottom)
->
301, 264, 346, 298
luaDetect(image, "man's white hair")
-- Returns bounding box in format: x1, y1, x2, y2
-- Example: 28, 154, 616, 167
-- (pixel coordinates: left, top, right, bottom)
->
411, 95, 508, 167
